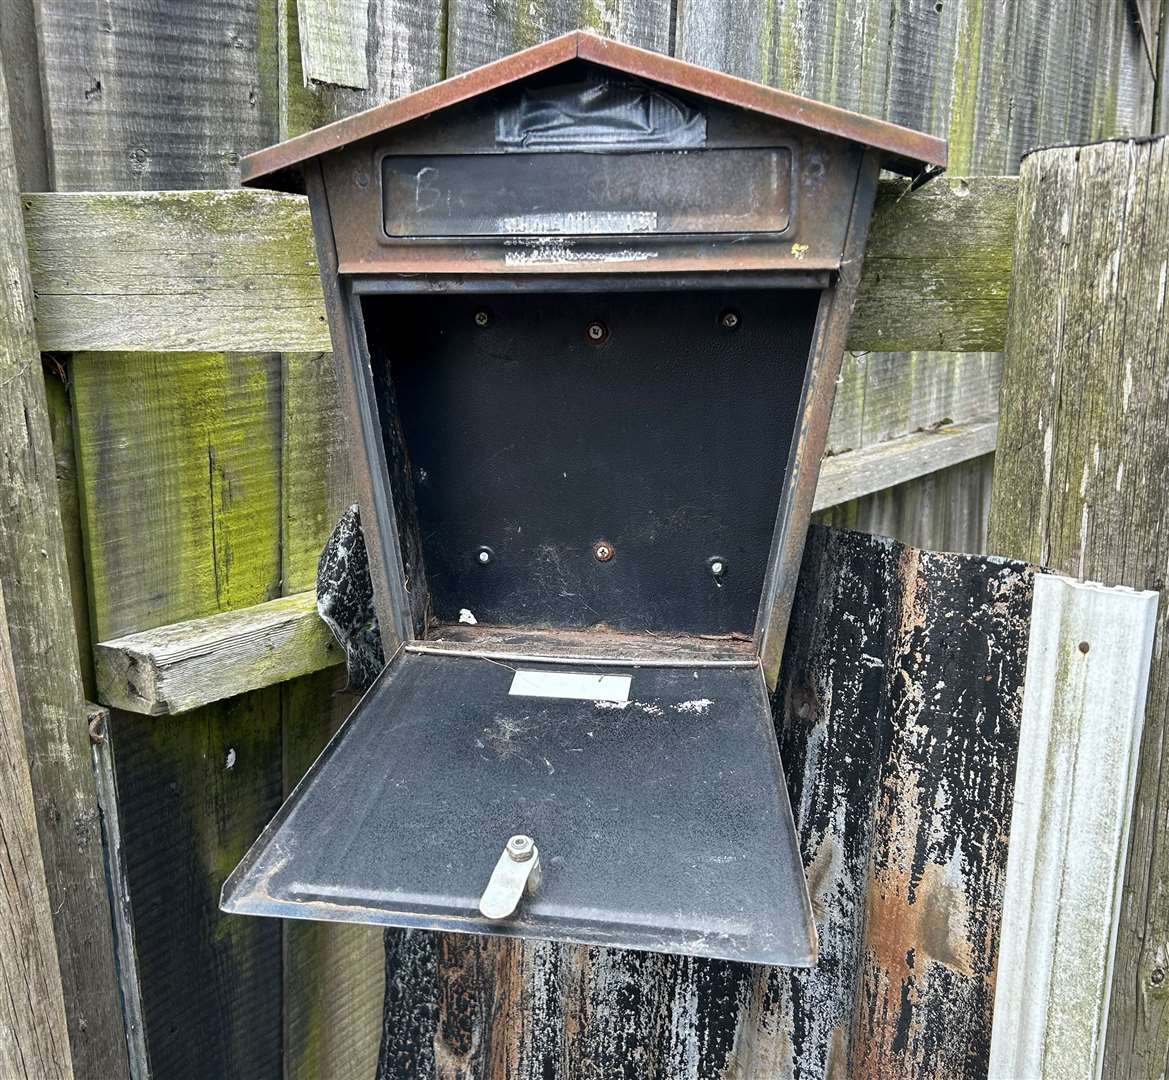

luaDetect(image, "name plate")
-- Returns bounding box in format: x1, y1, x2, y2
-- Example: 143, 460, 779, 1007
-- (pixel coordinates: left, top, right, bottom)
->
382, 147, 792, 239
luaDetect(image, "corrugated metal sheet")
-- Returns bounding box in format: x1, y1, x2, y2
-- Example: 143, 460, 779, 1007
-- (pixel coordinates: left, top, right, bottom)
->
989, 576, 1158, 1079
373, 526, 1036, 1078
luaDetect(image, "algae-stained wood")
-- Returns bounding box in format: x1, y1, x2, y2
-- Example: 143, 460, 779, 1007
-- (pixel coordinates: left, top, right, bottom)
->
989, 577, 1158, 1080
373, 527, 1032, 1078
854, 176, 1017, 355
987, 136, 1169, 1080
71, 351, 282, 639
69, 347, 285, 1075
24, 190, 327, 354
0, 55, 128, 1079
675, 0, 1151, 555
33, 0, 281, 190
22, 180, 1017, 356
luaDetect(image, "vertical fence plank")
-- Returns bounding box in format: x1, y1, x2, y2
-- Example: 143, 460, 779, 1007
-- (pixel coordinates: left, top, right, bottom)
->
70, 350, 286, 1075
33, 0, 280, 191
988, 135, 1169, 1080
446, 0, 670, 74
0, 59, 128, 1079
989, 576, 1158, 1079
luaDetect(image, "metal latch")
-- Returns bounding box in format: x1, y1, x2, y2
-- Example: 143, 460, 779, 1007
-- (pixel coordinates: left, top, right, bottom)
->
478, 834, 541, 920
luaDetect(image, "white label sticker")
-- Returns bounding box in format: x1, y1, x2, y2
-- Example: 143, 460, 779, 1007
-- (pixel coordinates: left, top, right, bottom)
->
508, 670, 631, 703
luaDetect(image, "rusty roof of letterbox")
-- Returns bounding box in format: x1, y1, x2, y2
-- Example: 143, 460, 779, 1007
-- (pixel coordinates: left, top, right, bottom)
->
240, 31, 947, 189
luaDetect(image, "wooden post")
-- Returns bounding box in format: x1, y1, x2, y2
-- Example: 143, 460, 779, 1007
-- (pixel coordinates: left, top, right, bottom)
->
0, 529, 73, 1080
0, 58, 129, 1077
988, 136, 1169, 1078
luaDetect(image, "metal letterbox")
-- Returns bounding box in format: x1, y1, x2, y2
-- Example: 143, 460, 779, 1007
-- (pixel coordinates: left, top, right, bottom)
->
221, 32, 946, 966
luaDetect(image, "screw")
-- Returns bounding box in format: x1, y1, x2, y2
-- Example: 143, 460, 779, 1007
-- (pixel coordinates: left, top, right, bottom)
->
507, 834, 535, 862
474, 310, 491, 328
1078, 641, 1090, 654
593, 540, 614, 562
585, 320, 608, 344
708, 556, 727, 577
1153, 967, 1166, 986
720, 309, 740, 331
476, 546, 493, 565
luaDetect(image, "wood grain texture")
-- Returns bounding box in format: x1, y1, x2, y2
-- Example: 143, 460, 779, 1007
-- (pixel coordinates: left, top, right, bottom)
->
44, 374, 95, 697
298, 0, 370, 90
0, 58, 129, 1079
987, 136, 1169, 1080
989, 577, 1158, 1080
675, 0, 1152, 556
24, 190, 325, 354
281, 0, 447, 138
815, 455, 995, 555
22, 180, 1016, 355
71, 350, 283, 640
445, 0, 671, 75
94, 591, 340, 715
373, 526, 1034, 1078
855, 175, 1017, 354
33, 0, 280, 190
0, 0, 48, 190
814, 420, 997, 512
0, 505, 73, 1080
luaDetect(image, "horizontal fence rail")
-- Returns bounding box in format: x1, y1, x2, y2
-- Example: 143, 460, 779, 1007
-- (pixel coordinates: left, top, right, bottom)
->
22, 176, 1017, 355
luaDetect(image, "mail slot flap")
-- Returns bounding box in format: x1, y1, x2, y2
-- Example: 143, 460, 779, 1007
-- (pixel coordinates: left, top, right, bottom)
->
221, 649, 816, 967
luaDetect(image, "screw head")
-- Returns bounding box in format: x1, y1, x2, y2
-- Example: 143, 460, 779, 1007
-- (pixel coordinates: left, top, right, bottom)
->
585, 320, 609, 344
507, 834, 535, 862
708, 556, 727, 577
593, 540, 614, 563
474, 309, 491, 328
719, 309, 740, 331
476, 546, 493, 565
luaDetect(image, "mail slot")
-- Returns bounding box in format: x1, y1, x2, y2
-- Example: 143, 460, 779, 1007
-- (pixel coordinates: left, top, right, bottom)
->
221, 30, 946, 967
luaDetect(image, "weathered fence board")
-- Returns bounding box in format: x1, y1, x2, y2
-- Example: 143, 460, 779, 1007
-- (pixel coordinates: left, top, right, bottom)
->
0, 57, 129, 1079
69, 343, 287, 1073
373, 526, 1033, 1077
0, 528, 74, 1080
989, 576, 1158, 1080
446, 0, 671, 74
988, 135, 1169, 1080
21, 180, 1017, 356
94, 591, 338, 715
33, 0, 280, 191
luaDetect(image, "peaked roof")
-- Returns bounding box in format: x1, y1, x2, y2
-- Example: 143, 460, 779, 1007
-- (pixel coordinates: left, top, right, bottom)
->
241, 31, 947, 189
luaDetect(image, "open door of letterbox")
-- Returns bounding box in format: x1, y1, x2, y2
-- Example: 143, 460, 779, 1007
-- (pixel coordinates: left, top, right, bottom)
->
221, 648, 815, 966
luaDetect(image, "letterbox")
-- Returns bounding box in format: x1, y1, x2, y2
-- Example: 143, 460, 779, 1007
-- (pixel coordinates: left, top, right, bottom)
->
221, 32, 946, 966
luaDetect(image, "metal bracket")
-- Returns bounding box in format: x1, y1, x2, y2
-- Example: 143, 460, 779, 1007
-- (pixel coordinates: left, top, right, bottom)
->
478, 834, 542, 920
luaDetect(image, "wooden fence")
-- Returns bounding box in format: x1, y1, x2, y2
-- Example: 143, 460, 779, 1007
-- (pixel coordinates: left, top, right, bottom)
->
1, 0, 1163, 1077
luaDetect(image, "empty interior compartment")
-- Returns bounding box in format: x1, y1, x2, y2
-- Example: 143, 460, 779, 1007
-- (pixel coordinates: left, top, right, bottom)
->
364, 286, 820, 638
